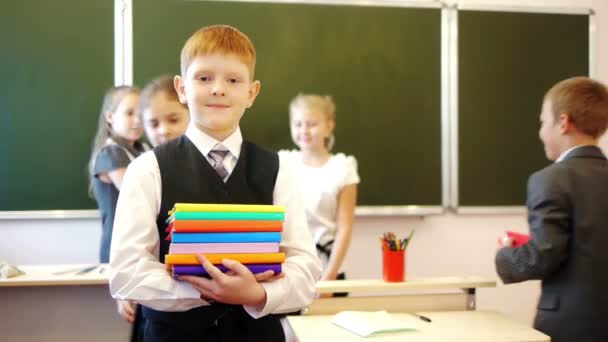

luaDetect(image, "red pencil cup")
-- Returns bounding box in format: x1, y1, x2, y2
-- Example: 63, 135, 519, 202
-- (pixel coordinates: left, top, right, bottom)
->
382, 249, 405, 282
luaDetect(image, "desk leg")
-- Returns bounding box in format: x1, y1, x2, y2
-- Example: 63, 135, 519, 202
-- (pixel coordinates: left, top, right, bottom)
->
465, 288, 476, 310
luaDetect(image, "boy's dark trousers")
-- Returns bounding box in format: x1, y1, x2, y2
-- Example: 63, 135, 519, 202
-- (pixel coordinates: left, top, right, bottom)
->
142, 304, 285, 342
131, 304, 145, 342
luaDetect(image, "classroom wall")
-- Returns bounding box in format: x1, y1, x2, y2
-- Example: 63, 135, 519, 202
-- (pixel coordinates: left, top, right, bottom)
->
1, 0, 607, 328
0, 213, 541, 324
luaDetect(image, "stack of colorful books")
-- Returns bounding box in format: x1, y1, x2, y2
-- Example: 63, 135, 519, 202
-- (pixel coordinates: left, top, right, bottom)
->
164, 203, 286, 277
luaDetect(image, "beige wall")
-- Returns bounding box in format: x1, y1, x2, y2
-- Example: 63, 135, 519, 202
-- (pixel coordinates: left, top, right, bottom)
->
343, 214, 539, 323
1, 0, 606, 332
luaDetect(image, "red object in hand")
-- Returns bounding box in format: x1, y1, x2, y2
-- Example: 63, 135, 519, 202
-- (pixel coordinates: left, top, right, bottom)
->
506, 231, 531, 247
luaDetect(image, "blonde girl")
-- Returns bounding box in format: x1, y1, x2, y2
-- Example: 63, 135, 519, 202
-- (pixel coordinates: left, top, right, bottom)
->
280, 94, 359, 294
88, 86, 147, 326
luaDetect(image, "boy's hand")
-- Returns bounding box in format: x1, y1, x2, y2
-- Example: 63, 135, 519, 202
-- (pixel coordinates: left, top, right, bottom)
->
255, 270, 285, 283
116, 300, 136, 323
497, 235, 514, 248
178, 255, 268, 307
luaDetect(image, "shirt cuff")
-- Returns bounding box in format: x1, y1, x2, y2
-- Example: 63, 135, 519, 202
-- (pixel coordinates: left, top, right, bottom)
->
243, 280, 285, 318
175, 279, 204, 299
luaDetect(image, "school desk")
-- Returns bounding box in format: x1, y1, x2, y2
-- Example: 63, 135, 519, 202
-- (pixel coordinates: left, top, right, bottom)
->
287, 310, 550, 341
0, 268, 501, 341
295, 277, 549, 341
0, 264, 129, 342
308, 277, 496, 314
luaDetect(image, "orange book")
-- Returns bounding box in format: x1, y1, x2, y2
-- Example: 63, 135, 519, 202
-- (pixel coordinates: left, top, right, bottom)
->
167, 220, 283, 233
165, 253, 286, 266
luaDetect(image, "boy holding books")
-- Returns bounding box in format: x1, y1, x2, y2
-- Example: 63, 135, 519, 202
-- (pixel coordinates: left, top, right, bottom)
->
109, 25, 321, 342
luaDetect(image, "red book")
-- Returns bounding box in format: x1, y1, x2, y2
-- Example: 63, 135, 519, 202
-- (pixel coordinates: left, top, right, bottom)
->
166, 220, 283, 233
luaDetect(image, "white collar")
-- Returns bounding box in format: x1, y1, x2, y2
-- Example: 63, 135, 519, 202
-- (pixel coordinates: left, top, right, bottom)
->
185, 124, 242, 159
556, 144, 588, 162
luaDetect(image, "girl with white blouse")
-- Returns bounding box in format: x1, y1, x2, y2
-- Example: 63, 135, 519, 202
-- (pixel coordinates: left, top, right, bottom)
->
279, 94, 359, 294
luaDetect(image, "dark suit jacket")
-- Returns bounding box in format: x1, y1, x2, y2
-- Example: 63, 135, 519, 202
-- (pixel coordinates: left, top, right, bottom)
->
495, 145, 608, 342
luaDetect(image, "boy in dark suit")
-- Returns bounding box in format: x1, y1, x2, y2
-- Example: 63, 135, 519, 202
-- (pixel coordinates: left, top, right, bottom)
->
496, 76, 608, 342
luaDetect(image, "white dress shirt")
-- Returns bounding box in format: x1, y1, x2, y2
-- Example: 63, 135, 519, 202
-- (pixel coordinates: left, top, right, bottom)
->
278, 150, 360, 270
109, 125, 322, 318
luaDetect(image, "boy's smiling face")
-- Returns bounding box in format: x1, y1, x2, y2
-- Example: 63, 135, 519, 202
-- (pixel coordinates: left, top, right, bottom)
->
175, 52, 260, 141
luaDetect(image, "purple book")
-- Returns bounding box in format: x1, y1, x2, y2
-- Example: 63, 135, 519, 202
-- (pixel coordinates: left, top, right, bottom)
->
173, 264, 282, 277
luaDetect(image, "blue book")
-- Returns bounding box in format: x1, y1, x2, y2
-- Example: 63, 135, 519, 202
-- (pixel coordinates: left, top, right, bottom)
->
172, 232, 282, 243
172, 212, 285, 221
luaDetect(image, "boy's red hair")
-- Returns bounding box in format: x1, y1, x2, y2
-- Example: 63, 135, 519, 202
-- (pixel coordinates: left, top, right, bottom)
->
180, 25, 256, 79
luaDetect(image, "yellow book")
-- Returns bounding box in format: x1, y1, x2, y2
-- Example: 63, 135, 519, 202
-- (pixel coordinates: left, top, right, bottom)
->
170, 203, 286, 215
165, 253, 286, 266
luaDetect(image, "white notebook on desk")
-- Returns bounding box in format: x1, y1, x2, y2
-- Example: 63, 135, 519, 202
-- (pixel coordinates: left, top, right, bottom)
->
331, 310, 417, 337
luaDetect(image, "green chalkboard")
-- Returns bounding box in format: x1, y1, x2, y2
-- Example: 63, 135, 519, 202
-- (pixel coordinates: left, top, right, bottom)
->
458, 10, 589, 206
6, 3, 582, 211
0, 1, 114, 211
133, 0, 443, 206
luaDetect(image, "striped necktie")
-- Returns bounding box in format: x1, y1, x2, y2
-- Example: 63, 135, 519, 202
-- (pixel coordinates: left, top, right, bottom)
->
208, 149, 229, 181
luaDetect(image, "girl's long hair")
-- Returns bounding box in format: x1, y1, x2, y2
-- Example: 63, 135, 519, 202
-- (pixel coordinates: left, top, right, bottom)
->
87, 85, 139, 196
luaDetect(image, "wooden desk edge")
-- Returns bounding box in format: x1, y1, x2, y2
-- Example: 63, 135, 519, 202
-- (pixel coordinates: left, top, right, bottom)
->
316, 277, 497, 293
0, 264, 110, 287
287, 311, 550, 342
0, 278, 109, 287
